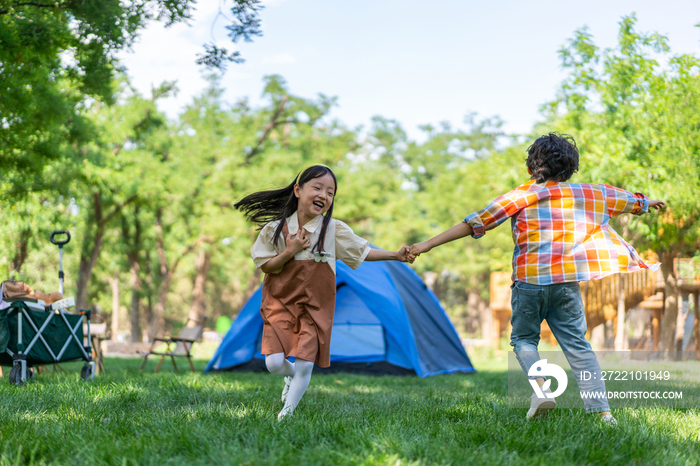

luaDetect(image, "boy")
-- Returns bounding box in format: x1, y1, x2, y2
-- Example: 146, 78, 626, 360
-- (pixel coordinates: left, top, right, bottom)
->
409, 133, 665, 425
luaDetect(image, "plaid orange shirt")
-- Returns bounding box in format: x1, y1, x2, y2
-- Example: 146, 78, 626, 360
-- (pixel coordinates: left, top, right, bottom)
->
464, 180, 659, 285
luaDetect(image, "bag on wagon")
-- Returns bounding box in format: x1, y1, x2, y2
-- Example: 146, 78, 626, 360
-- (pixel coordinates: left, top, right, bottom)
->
1, 280, 37, 302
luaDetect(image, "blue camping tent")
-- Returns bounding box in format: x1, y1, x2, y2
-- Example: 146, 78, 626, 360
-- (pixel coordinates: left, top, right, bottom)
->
205, 259, 475, 377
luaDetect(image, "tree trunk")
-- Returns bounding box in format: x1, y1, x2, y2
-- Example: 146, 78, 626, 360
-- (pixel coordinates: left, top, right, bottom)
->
128, 254, 141, 342
151, 282, 168, 339
464, 292, 483, 335
149, 209, 198, 338
659, 251, 679, 354
119, 206, 143, 342
188, 245, 211, 323
479, 301, 493, 344
76, 231, 104, 310
10, 228, 31, 275
150, 209, 169, 338
109, 271, 119, 339
76, 192, 136, 310
143, 249, 154, 330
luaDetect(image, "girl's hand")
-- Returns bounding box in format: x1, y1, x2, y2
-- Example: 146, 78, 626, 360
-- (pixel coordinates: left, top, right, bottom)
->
649, 200, 666, 211
397, 246, 414, 263
286, 229, 311, 255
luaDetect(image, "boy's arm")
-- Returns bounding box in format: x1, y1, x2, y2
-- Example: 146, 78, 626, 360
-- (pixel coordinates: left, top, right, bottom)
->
603, 185, 658, 217
410, 185, 534, 258
410, 222, 473, 256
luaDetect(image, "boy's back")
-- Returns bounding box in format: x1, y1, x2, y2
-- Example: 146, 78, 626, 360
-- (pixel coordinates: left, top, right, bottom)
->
408, 132, 665, 423
465, 179, 657, 285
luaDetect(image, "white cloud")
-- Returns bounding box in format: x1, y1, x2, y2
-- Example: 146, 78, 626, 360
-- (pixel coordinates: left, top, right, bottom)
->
260, 53, 297, 65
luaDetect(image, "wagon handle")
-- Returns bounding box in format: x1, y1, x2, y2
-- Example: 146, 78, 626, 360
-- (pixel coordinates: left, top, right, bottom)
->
50, 230, 70, 296
50, 230, 71, 247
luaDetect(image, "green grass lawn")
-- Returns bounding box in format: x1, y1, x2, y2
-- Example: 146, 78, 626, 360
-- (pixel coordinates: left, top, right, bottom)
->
0, 351, 698, 466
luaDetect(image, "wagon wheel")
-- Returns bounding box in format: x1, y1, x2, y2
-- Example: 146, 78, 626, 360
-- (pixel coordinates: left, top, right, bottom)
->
80, 363, 93, 380
9, 365, 23, 386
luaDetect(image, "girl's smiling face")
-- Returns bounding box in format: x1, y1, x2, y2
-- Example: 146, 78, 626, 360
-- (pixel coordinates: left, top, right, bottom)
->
294, 173, 335, 219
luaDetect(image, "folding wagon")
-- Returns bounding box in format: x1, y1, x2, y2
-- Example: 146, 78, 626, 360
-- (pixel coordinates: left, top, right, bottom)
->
0, 231, 95, 386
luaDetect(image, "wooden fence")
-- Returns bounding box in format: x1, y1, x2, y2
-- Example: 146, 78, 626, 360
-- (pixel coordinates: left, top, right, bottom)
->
488, 259, 700, 354
489, 269, 659, 349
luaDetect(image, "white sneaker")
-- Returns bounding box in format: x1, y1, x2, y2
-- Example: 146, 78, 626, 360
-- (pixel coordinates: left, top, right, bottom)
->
281, 376, 292, 403
600, 413, 618, 427
526, 390, 556, 419
277, 405, 293, 421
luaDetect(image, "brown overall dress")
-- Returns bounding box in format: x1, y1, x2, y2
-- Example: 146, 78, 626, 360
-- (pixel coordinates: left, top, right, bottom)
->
260, 222, 336, 367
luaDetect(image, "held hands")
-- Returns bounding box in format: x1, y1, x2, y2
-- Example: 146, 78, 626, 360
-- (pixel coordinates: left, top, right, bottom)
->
285, 229, 311, 255
649, 200, 666, 211
397, 246, 415, 264
407, 242, 430, 262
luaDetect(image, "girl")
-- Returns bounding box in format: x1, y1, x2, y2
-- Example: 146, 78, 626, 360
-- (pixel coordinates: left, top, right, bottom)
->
235, 163, 412, 420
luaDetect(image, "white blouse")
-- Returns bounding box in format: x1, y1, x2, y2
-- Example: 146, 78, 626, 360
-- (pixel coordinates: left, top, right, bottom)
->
251, 211, 370, 275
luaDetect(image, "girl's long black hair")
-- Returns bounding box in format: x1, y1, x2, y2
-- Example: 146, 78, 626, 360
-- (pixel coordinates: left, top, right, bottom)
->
234, 165, 337, 253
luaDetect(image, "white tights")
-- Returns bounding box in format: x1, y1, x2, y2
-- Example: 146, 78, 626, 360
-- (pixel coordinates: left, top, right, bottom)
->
265, 353, 314, 413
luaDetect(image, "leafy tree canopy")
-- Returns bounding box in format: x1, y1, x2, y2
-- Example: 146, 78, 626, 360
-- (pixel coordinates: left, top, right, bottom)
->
0, 0, 263, 191
542, 14, 700, 255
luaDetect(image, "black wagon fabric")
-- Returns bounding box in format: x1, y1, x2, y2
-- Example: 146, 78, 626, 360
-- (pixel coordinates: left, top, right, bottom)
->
0, 308, 9, 353
0, 302, 85, 366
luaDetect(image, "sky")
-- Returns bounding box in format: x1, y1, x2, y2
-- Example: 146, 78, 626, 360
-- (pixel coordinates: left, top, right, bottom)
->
117, 0, 700, 141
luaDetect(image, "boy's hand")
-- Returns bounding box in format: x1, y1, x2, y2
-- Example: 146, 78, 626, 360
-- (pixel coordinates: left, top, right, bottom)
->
409, 242, 431, 260
397, 246, 414, 263
285, 229, 311, 255
649, 200, 666, 211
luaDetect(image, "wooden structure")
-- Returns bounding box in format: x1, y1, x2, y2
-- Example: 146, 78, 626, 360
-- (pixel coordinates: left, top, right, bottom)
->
632, 259, 700, 354
674, 259, 700, 357
581, 270, 657, 349
489, 268, 661, 349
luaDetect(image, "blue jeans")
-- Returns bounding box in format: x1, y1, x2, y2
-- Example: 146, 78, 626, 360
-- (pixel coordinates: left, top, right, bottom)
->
510, 280, 610, 413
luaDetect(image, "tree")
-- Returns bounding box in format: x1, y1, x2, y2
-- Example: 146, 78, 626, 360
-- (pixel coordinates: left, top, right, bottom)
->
0, 0, 263, 190
541, 15, 700, 352
65, 79, 174, 311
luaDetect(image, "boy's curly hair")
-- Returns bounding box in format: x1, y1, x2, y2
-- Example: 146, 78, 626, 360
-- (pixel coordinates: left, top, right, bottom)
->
526, 132, 579, 183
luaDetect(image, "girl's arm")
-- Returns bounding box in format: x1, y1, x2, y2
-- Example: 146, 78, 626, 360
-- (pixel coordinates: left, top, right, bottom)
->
365, 247, 412, 263
335, 220, 413, 266
260, 230, 311, 273
409, 222, 473, 257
